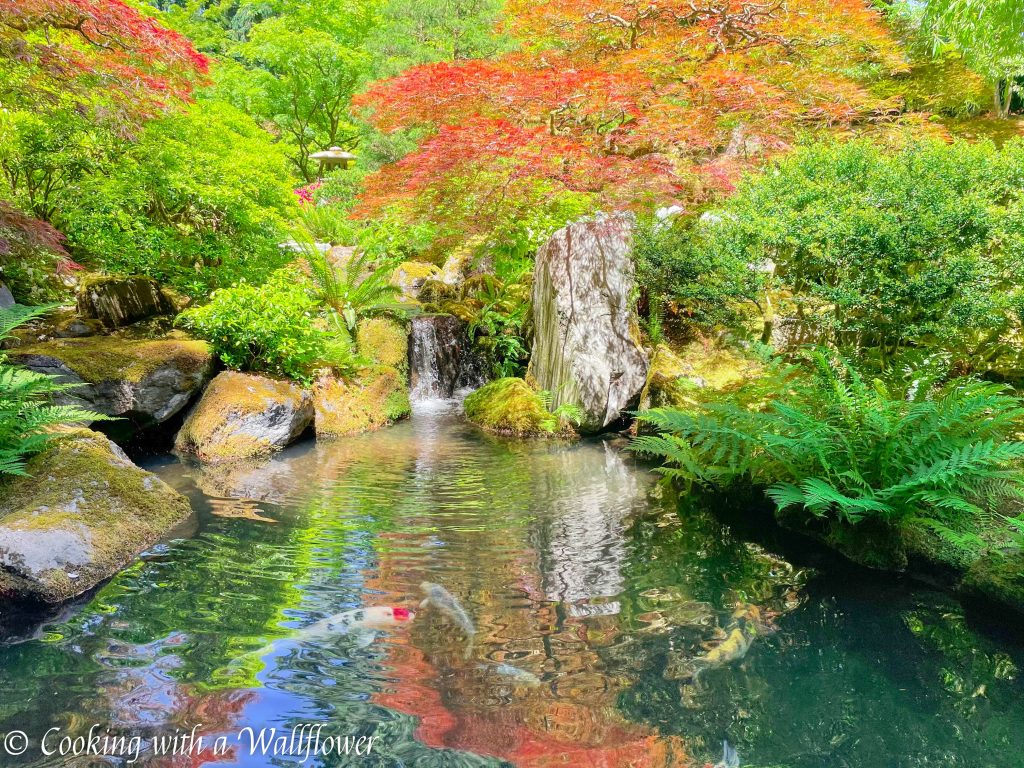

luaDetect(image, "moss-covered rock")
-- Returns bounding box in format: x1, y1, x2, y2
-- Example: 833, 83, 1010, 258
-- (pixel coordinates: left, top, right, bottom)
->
0, 429, 192, 604
356, 317, 409, 375
10, 336, 213, 428
391, 261, 440, 303
313, 365, 411, 438
76, 274, 177, 329
175, 371, 313, 463
638, 345, 699, 411
962, 552, 1024, 614
463, 377, 575, 437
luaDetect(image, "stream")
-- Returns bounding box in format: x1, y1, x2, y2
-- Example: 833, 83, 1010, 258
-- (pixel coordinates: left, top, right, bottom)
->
1, 401, 1023, 767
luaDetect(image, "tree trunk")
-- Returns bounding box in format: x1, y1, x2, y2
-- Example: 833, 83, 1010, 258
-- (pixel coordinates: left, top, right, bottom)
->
994, 79, 1013, 118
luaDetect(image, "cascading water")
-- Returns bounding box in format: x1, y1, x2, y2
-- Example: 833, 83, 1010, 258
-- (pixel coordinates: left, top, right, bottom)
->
409, 315, 485, 402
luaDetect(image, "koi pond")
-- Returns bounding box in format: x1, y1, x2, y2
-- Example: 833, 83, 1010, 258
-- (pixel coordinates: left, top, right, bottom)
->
1, 402, 1023, 767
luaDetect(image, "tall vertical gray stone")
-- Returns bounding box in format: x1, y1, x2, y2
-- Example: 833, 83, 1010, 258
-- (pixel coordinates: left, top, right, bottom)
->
527, 213, 649, 433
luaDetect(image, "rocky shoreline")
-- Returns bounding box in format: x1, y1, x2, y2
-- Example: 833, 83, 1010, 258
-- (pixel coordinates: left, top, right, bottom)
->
2, 216, 1022, 627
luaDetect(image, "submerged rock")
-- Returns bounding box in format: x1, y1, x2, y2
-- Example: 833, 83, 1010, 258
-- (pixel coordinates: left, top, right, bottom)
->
0, 429, 192, 604
175, 372, 313, 463
356, 317, 409, 376
464, 378, 574, 437
10, 335, 213, 428
527, 213, 648, 433
313, 366, 411, 438
76, 275, 177, 329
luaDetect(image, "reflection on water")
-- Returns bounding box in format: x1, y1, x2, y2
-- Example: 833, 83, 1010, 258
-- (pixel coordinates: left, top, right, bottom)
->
0, 403, 1023, 767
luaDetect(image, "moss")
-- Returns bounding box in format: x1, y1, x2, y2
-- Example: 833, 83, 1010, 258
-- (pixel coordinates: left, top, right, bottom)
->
391, 261, 441, 305
963, 552, 1024, 614
313, 365, 411, 439
76, 273, 176, 328
393, 261, 440, 281
463, 377, 575, 437
13, 336, 211, 384
0, 429, 191, 603
639, 345, 698, 410
678, 341, 759, 391
175, 371, 311, 463
901, 522, 980, 575
356, 317, 408, 375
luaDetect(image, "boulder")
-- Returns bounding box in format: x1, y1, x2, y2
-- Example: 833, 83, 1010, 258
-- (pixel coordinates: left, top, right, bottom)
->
391, 261, 440, 303
527, 213, 648, 433
0, 429, 192, 603
313, 366, 411, 438
10, 335, 213, 429
637, 343, 759, 412
638, 345, 699, 411
438, 248, 474, 285
53, 315, 104, 339
463, 378, 574, 437
0, 282, 14, 309
175, 372, 313, 463
3, 306, 103, 346
356, 317, 409, 375
769, 317, 825, 354
76, 274, 177, 329
327, 244, 357, 268
962, 552, 1024, 614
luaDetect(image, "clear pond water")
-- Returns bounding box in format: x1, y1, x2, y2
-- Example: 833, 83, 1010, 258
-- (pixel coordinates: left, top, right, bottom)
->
1, 403, 1023, 767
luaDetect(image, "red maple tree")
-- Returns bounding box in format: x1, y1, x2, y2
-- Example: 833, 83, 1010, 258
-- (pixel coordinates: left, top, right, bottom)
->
349, 0, 926, 253
0, 0, 208, 120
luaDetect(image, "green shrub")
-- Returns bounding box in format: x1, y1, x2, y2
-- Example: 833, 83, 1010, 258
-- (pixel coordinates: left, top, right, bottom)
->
176, 269, 355, 383
633, 350, 1024, 537
697, 139, 1024, 371
0, 306, 110, 478
633, 214, 764, 335
296, 203, 360, 246
60, 101, 296, 298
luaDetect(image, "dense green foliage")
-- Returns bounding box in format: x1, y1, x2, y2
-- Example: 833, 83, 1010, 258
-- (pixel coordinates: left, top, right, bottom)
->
915, 0, 1024, 117
694, 139, 1024, 372
633, 214, 765, 337
63, 102, 296, 297
0, 306, 109, 477
176, 269, 355, 382
301, 242, 407, 330
633, 351, 1024, 538
0, 2, 296, 300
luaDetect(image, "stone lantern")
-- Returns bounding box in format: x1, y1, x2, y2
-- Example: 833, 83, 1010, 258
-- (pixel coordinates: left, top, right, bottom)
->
309, 147, 356, 178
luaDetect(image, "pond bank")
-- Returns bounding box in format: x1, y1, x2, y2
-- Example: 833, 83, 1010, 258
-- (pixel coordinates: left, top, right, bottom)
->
2, 404, 1023, 767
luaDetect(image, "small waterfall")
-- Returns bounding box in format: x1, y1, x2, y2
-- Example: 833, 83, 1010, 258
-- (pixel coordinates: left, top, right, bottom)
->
409, 315, 485, 402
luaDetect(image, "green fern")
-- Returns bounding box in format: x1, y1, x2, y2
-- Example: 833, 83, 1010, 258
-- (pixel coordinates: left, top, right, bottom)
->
632, 348, 1024, 538
0, 306, 111, 478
